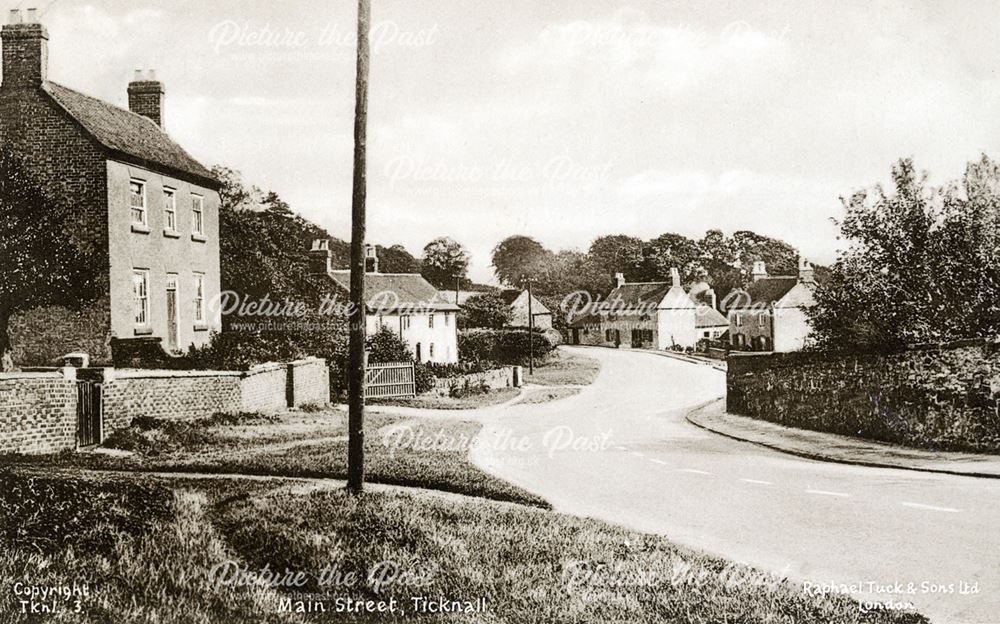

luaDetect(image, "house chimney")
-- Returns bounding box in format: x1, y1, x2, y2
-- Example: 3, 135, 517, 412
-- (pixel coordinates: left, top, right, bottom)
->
309, 239, 331, 274
752, 260, 768, 282
1, 9, 49, 89
670, 267, 681, 287
705, 287, 717, 310
614, 272, 625, 288
127, 68, 165, 127
365, 244, 379, 273
799, 257, 815, 284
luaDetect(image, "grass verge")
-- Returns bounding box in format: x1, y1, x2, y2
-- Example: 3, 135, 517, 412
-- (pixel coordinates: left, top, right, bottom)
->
371, 386, 520, 410
525, 348, 601, 386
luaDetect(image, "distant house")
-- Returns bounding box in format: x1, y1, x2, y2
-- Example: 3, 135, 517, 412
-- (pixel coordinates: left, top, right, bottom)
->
687, 281, 729, 340
311, 242, 459, 363
499, 289, 552, 330
726, 259, 817, 352
1, 13, 222, 365
568, 268, 701, 349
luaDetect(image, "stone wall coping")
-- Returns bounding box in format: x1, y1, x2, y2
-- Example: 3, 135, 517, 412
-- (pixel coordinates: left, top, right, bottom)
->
0, 371, 67, 381
243, 362, 286, 376
289, 357, 325, 367
729, 337, 998, 361
113, 368, 243, 380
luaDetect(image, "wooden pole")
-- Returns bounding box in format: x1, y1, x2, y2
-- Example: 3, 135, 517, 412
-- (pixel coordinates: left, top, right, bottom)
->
527, 278, 534, 375
347, 0, 371, 494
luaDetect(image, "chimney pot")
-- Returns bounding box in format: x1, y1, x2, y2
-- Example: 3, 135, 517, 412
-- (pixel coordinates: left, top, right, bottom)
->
365, 245, 379, 273
127, 70, 165, 127
133, 68, 143, 81
9, 9, 21, 24
308, 239, 332, 274
798, 257, 815, 284
25, 8, 37, 23
147, 68, 157, 81
614, 272, 625, 288
670, 267, 681, 288
752, 260, 768, 282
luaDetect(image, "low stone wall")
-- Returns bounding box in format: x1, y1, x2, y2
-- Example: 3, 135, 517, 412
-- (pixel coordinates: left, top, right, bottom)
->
239, 363, 287, 413
0, 370, 78, 454
727, 339, 1000, 453
429, 367, 515, 397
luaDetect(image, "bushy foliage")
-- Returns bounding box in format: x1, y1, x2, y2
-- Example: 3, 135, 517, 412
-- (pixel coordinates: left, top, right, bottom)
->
366, 325, 413, 363
458, 329, 554, 366
810, 156, 1000, 351
421, 236, 470, 288
461, 292, 513, 329
185, 326, 346, 371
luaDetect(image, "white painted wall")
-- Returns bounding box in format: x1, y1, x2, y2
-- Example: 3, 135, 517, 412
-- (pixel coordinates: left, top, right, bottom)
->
367, 310, 458, 363
656, 286, 698, 348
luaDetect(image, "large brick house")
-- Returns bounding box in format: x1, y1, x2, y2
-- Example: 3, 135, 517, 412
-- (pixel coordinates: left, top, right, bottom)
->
310, 241, 460, 364
726, 259, 817, 352
0, 12, 222, 365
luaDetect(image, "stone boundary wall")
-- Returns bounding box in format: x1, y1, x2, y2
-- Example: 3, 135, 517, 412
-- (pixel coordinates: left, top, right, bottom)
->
102, 369, 243, 431
287, 358, 329, 406
727, 339, 1000, 453
239, 363, 287, 413
0, 370, 78, 454
429, 366, 515, 397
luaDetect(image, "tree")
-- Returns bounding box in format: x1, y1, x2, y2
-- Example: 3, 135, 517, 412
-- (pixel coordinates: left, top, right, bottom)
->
0, 148, 95, 370
639, 233, 703, 282
588, 234, 645, 279
378, 244, 422, 274
421, 237, 469, 288
491, 235, 550, 286
808, 158, 973, 350
461, 292, 513, 329
366, 325, 413, 362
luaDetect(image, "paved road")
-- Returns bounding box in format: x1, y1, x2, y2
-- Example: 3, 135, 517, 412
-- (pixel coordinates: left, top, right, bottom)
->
471, 346, 1000, 624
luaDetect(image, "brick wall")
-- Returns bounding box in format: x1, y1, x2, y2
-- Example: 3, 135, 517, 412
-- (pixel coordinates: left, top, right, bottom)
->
287, 358, 329, 407
239, 363, 287, 413
102, 369, 241, 431
0, 370, 77, 454
727, 339, 1000, 453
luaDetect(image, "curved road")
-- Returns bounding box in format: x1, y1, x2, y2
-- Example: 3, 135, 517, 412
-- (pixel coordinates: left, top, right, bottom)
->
471, 346, 999, 624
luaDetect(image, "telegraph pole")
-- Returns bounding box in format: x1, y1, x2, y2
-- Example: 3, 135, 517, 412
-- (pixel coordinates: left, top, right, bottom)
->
526, 278, 535, 375
347, 0, 371, 493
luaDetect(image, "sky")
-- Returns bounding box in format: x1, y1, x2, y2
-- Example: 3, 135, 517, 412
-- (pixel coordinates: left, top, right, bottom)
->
7, 0, 1000, 282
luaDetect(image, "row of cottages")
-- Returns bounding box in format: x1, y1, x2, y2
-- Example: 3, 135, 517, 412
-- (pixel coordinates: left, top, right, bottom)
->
568, 268, 727, 349
441, 288, 553, 330
726, 259, 817, 352
310, 241, 460, 363
0, 14, 222, 366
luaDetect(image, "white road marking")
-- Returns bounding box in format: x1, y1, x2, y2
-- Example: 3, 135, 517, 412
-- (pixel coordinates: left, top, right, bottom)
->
631, 451, 644, 457
740, 478, 772, 485
677, 468, 714, 475
649, 458, 667, 465
901, 502, 961, 513
805, 489, 850, 498
614, 446, 626, 451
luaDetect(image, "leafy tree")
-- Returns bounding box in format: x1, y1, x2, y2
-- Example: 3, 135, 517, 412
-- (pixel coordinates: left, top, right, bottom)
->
588, 235, 644, 279
421, 237, 469, 288
461, 292, 513, 329
492, 235, 550, 286
639, 233, 703, 282
807, 158, 992, 350
0, 148, 95, 369
366, 325, 413, 362
377, 244, 422, 274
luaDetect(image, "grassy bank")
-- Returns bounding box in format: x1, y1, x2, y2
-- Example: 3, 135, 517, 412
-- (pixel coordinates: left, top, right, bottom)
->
0, 469, 927, 624
2, 410, 546, 508
524, 348, 601, 386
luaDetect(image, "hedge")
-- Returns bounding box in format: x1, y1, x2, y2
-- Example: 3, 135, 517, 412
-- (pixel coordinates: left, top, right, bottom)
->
458, 328, 554, 366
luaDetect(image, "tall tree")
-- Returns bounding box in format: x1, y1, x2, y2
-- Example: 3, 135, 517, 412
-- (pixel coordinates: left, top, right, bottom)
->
639, 233, 703, 282
461, 292, 513, 329
421, 237, 470, 288
491, 235, 550, 286
0, 148, 94, 370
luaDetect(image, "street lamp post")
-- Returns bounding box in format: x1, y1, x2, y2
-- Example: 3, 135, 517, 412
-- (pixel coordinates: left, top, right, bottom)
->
526, 277, 534, 375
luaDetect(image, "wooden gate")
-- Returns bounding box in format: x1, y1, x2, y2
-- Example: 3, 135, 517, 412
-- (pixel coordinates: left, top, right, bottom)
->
364, 362, 416, 399
76, 381, 103, 447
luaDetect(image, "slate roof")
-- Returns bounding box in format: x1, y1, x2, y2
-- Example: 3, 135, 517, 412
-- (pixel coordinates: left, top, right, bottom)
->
728, 277, 799, 308
694, 305, 729, 328
328, 271, 460, 313
44, 82, 218, 188
499, 289, 522, 305
604, 282, 672, 309
500, 289, 552, 315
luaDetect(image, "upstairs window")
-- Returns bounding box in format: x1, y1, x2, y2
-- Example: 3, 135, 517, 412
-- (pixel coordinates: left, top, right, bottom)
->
191, 195, 204, 235
132, 269, 149, 326
735, 313, 743, 327
193, 273, 206, 324
129, 180, 146, 225
401, 315, 411, 330
758, 314, 766, 328
429, 343, 435, 359
429, 314, 435, 329
444, 312, 451, 326
163, 188, 177, 231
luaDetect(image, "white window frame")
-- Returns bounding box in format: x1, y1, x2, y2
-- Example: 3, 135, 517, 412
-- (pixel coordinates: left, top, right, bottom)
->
444, 312, 451, 326
132, 269, 150, 327
163, 187, 177, 232
129, 179, 147, 226
193, 272, 206, 324
401, 315, 411, 330
758, 313, 766, 328
191, 194, 204, 235
735, 313, 743, 327
429, 314, 435, 329
429, 343, 435, 359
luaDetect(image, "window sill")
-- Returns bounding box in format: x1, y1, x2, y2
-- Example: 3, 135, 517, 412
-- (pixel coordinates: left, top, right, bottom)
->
163, 229, 181, 239
193, 324, 209, 332
191, 233, 207, 243
131, 223, 150, 234
133, 326, 153, 336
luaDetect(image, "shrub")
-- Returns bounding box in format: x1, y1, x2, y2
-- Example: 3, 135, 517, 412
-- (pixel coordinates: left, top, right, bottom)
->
414, 363, 436, 394
366, 325, 412, 363
458, 328, 554, 366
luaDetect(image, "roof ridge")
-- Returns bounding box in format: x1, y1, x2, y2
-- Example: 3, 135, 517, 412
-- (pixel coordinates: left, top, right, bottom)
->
46, 81, 159, 129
